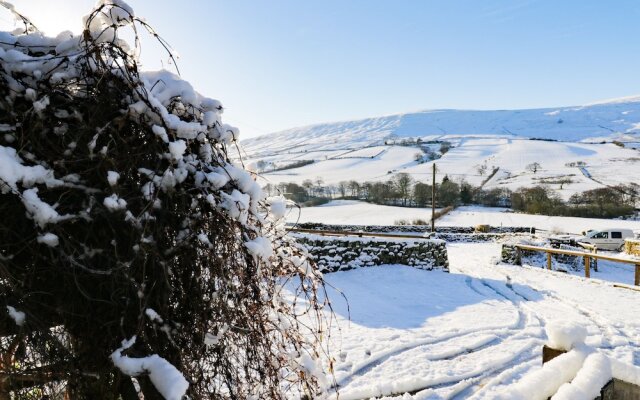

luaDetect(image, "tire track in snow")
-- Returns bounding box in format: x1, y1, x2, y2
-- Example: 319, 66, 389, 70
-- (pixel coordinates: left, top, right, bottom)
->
531, 286, 630, 349
486, 260, 631, 350
446, 243, 637, 398
335, 324, 516, 390
446, 248, 550, 398
344, 340, 540, 400
336, 274, 537, 395
459, 258, 637, 398
452, 275, 550, 398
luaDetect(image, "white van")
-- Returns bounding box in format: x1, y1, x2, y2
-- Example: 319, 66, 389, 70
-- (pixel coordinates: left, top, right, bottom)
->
578, 229, 635, 251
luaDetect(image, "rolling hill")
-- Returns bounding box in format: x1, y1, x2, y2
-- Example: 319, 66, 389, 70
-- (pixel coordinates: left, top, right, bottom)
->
240, 96, 640, 199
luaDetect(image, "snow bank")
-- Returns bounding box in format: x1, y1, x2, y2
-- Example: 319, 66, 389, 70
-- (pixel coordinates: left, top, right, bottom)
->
611, 359, 640, 387
552, 353, 611, 400
497, 346, 590, 400
496, 322, 592, 398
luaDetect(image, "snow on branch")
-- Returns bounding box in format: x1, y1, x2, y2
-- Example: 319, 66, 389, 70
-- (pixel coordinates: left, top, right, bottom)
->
0, 0, 330, 398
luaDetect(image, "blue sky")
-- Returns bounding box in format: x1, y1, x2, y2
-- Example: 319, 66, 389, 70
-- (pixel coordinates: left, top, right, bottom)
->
11, 1, 640, 138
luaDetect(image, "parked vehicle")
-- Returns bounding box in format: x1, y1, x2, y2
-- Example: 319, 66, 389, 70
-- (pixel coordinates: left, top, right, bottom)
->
577, 228, 635, 251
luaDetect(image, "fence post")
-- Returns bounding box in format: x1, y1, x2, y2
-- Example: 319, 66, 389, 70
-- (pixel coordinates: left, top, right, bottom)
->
593, 246, 598, 272
635, 264, 640, 286
584, 256, 590, 279
547, 252, 552, 270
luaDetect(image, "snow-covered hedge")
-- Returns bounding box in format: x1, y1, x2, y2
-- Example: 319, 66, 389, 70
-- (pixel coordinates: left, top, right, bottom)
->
0, 1, 327, 399
293, 233, 449, 273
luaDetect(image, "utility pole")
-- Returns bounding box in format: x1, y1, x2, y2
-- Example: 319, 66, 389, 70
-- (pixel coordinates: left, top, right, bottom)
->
431, 163, 436, 232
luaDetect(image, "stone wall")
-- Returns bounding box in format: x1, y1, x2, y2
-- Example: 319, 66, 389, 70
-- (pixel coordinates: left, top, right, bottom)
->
293, 233, 449, 273
435, 232, 532, 243
501, 243, 596, 271
293, 222, 532, 234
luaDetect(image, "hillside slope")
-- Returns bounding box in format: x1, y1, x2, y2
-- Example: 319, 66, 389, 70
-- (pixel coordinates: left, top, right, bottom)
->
242, 96, 640, 157
240, 97, 640, 198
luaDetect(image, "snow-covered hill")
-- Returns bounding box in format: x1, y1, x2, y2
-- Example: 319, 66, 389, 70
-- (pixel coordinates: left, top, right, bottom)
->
243, 96, 640, 155
240, 97, 640, 198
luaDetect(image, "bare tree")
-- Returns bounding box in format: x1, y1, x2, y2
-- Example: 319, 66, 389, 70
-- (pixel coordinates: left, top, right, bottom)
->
302, 179, 314, 197
256, 160, 267, 172
476, 163, 488, 176
337, 181, 348, 198
393, 173, 414, 206
348, 180, 360, 198
526, 162, 542, 174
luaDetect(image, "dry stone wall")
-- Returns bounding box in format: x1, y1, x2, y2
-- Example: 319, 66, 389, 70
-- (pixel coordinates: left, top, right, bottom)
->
501, 243, 597, 271
293, 233, 449, 273
294, 222, 533, 234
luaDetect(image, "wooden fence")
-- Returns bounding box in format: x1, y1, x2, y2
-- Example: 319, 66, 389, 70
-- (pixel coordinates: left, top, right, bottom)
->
515, 244, 640, 286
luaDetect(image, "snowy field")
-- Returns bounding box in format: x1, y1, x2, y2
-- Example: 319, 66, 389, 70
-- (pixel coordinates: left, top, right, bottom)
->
438, 206, 640, 234
288, 201, 640, 234
267, 145, 420, 184
251, 138, 640, 201
286, 200, 441, 226
319, 242, 640, 399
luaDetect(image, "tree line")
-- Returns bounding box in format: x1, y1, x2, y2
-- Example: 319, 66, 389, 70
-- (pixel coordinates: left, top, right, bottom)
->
263, 173, 512, 208
512, 185, 638, 218
264, 173, 639, 218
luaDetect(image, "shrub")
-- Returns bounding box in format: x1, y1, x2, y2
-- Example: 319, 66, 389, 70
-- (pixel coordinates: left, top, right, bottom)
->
0, 3, 327, 399
612, 140, 625, 148
475, 224, 490, 233
301, 197, 331, 207
513, 186, 634, 218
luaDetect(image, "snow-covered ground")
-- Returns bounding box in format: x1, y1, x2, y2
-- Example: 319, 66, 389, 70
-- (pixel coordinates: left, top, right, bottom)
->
286, 200, 440, 226
265, 145, 421, 184
248, 138, 640, 203
319, 242, 640, 399
288, 201, 640, 234
253, 140, 640, 201
438, 206, 640, 234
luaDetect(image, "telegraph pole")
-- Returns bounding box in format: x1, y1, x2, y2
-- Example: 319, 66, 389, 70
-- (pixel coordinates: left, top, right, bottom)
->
431, 163, 436, 232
